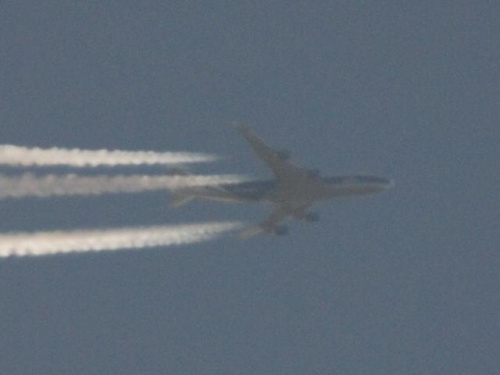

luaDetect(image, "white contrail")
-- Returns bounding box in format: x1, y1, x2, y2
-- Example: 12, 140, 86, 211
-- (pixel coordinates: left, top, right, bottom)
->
0, 173, 248, 199
0, 222, 242, 258
0, 145, 217, 167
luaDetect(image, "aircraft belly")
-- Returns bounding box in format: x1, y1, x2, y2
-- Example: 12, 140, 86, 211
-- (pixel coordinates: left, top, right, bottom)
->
271, 182, 328, 205
196, 187, 268, 203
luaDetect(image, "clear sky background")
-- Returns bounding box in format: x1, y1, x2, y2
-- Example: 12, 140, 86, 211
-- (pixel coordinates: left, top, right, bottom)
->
1, 2, 498, 374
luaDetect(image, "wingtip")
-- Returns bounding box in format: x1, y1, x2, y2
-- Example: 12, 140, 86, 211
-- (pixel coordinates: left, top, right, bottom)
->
229, 121, 250, 133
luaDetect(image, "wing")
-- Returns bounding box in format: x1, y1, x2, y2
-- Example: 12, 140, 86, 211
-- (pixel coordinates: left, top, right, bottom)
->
235, 124, 311, 181
238, 208, 289, 239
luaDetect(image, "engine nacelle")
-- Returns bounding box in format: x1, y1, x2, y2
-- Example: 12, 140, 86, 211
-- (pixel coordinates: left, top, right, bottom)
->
277, 149, 291, 161
307, 169, 320, 178
304, 212, 320, 222
273, 225, 289, 236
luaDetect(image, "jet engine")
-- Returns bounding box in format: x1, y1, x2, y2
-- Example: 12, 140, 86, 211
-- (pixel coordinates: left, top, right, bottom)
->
307, 169, 321, 177
273, 225, 289, 236
304, 212, 320, 222
277, 150, 291, 161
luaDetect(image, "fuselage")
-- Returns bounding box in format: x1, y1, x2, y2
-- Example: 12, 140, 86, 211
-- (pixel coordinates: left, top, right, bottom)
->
188, 175, 393, 208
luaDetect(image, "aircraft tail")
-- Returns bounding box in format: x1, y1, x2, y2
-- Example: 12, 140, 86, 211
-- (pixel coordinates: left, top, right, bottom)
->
238, 221, 289, 240
170, 189, 196, 207
167, 167, 195, 207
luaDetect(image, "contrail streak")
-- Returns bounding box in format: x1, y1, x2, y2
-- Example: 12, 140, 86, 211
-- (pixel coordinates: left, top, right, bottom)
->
0, 145, 216, 167
0, 222, 242, 258
0, 173, 248, 199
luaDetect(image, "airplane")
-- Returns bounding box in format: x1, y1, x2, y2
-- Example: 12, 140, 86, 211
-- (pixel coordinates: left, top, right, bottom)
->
170, 125, 393, 238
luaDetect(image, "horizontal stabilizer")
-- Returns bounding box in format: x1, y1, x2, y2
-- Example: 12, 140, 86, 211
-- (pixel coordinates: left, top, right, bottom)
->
237, 225, 266, 240
170, 190, 195, 207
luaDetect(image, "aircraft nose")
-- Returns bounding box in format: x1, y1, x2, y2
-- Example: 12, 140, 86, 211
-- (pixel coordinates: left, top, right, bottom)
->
357, 176, 394, 194
370, 177, 394, 192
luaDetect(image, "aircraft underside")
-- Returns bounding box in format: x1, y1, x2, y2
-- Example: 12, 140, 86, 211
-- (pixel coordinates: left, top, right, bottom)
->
170, 125, 393, 238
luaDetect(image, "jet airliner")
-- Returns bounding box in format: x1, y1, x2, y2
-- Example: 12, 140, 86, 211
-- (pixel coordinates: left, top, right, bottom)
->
171, 125, 393, 238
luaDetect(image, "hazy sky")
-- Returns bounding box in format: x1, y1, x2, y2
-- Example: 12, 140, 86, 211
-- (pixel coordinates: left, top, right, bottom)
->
1, 2, 498, 374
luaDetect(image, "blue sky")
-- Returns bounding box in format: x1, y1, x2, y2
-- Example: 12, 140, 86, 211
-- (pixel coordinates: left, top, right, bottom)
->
1, 2, 498, 374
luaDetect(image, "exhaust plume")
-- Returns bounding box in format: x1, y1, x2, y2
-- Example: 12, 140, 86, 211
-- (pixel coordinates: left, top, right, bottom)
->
0, 222, 242, 257
0, 145, 216, 167
0, 173, 248, 199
